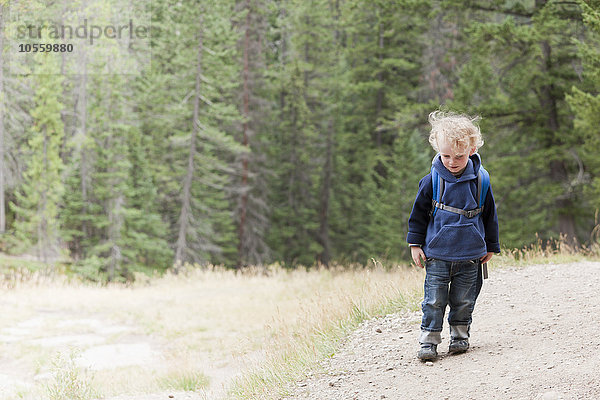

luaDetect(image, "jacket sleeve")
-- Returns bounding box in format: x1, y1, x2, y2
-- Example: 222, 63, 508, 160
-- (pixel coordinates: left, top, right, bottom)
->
482, 183, 500, 253
406, 174, 433, 246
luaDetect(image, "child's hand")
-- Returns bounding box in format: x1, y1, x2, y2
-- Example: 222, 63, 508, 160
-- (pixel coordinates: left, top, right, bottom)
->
480, 252, 494, 263
410, 246, 426, 268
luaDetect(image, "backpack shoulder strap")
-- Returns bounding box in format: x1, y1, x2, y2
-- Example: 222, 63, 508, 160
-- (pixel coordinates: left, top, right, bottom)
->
478, 166, 490, 208
430, 165, 444, 217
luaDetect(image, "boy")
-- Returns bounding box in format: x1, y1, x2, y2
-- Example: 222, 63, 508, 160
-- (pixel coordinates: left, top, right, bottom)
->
407, 111, 500, 361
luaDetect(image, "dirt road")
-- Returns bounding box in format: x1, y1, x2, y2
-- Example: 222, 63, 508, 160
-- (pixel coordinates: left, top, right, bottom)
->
284, 261, 600, 400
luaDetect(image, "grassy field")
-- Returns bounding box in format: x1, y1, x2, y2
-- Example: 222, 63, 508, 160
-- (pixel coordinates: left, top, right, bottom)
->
0, 258, 425, 399
0, 236, 594, 400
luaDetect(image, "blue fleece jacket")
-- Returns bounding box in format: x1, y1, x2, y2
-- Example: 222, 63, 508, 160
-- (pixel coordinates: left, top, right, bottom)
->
406, 153, 500, 261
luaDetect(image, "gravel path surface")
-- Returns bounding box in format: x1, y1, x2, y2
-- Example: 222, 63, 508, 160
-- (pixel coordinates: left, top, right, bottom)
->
284, 262, 600, 400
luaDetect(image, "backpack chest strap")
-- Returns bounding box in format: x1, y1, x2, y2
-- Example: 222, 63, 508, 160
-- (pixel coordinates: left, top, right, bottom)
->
431, 199, 484, 219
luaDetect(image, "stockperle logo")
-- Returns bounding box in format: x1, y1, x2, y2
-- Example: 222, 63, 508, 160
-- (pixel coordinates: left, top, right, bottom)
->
6, 0, 152, 75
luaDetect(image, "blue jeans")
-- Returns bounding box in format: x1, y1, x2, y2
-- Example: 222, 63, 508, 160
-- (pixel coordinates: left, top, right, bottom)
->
419, 258, 483, 345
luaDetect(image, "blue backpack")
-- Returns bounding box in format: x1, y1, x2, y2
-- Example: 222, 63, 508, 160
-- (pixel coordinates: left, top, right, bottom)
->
430, 160, 490, 219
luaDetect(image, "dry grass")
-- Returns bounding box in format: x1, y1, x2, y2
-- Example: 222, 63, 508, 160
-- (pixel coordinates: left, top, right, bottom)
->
46, 352, 98, 400
493, 234, 598, 269
2, 237, 595, 399
226, 262, 424, 399
0, 259, 424, 399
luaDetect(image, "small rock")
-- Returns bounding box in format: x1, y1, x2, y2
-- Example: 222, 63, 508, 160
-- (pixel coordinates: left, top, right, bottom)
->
375, 328, 382, 333
425, 361, 434, 366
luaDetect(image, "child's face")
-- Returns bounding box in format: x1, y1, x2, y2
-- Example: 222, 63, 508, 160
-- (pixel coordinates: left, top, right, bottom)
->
438, 137, 475, 175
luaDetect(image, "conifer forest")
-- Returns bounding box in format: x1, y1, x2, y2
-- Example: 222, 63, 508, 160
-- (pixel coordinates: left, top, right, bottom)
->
0, 0, 599, 280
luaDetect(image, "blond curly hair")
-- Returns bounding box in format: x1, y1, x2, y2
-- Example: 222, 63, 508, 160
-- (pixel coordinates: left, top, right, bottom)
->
428, 110, 484, 154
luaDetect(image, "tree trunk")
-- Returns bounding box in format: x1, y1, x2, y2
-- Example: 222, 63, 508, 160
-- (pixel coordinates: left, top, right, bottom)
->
174, 15, 204, 269
536, 14, 577, 244
78, 62, 89, 257
0, 4, 5, 233
40, 129, 49, 263
76, 1, 89, 258
317, 0, 340, 267
375, 19, 384, 147
318, 119, 333, 266
551, 159, 578, 244
59, 0, 69, 161
108, 195, 124, 281
237, 0, 251, 268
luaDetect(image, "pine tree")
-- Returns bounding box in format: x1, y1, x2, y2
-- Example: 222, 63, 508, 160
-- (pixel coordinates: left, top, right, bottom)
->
267, 61, 321, 266
234, 0, 272, 267
59, 0, 92, 261
123, 126, 173, 272
567, 0, 600, 242
328, 0, 431, 262
266, 0, 343, 266
1, 1, 38, 247
446, 0, 590, 246
11, 51, 65, 261
143, 0, 243, 267
83, 72, 131, 280
44, 0, 171, 280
